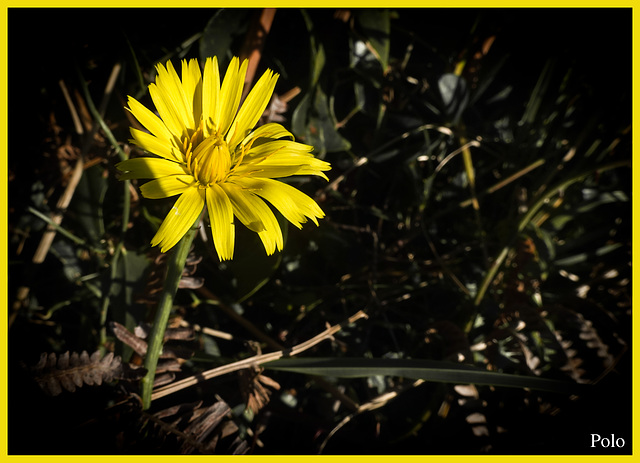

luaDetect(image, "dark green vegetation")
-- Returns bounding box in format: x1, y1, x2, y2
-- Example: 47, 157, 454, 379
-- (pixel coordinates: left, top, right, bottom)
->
8, 8, 631, 454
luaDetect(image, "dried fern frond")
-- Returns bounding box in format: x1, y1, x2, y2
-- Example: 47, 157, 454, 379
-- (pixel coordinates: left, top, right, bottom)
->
110, 321, 195, 386
143, 399, 248, 454
549, 306, 618, 383
29, 350, 143, 396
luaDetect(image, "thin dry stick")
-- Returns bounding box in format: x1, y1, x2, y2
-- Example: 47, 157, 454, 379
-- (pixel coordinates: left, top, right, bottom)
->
240, 8, 277, 100
195, 286, 360, 411
31, 155, 85, 264
151, 310, 368, 402
178, 319, 235, 341
278, 87, 301, 104
59, 80, 84, 135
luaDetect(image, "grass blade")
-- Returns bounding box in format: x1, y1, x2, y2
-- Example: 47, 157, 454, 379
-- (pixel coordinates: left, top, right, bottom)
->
264, 357, 579, 393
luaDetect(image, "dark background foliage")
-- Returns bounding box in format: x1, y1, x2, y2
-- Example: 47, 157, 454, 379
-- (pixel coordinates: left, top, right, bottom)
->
7, 8, 631, 455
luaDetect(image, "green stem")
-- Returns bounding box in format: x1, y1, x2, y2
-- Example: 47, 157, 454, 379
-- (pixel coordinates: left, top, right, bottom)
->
140, 217, 200, 409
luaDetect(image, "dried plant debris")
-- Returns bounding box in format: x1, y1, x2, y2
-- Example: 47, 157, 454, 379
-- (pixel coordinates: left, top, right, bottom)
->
238, 366, 281, 414
142, 399, 249, 454
136, 250, 204, 305
259, 89, 299, 125
110, 321, 195, 358
111, 321, 148, 357
110, 321, 196, 385
29, 350, 145, 396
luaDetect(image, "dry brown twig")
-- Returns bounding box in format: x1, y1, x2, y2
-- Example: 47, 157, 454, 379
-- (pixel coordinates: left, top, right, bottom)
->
240, 8, 277, 100
151, 310, 368, 401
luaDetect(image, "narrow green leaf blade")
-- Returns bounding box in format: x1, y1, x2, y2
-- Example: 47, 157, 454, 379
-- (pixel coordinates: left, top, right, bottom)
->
263, 357, 578, 393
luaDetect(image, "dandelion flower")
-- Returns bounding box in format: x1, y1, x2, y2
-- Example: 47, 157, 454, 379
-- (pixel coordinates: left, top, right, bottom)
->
117, 57, 331, 260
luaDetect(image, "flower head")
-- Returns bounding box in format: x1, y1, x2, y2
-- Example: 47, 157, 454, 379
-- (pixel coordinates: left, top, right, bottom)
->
117, 57, 331, 260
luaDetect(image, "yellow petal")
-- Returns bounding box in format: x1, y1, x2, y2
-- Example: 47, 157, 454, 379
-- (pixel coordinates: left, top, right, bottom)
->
151, 187, 205, 252
241, 122, 295, 148
235, 140, 330, 179
202, 57, 220, 138
156, 60, 195, 130
218, 57, 248, 137
149, 82, 186, 140
227, 69, 278, 149
181, 59, 203, 124
130, 128, 182, 163
116, 157, 189, 180
139, 175, 194, 199
233, 163, 329, 181
205, 183, 235, 261
190, 60, 204, 123
127, 96, 174, 143
221, 183, 283, 255
231, 177, 324, 228
245, 139, 314, 159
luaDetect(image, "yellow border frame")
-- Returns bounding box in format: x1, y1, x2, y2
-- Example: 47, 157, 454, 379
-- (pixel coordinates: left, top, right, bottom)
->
0, 3, 636, 461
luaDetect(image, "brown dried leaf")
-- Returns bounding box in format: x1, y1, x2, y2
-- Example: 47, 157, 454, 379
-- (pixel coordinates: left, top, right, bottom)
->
111, 321, 148, 356
111, 321, 195, 360
153, 372, 176, 388
181, 402, 231, 454
239, 366, 281, 414
30, 350, 125, 396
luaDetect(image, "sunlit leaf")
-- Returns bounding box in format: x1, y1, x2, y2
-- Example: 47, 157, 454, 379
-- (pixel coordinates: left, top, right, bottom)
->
438, 73, 469, 123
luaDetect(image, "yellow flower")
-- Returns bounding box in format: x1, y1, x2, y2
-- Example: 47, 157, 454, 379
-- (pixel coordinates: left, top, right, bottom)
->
117, 57, 331, 260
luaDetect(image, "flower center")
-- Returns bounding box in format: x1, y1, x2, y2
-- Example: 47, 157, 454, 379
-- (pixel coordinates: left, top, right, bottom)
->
185, 124, 231, 186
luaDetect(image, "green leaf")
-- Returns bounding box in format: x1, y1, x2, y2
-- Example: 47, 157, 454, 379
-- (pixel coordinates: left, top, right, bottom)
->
291, 89, 312, 138
311, 42, 325, 88
299, 9, 325, 88
292, 11, 350, 154
576, 189, 629, 214
69, 164, 107, 244
438, 73, 469, 123
110, 248, 150, 358
50, 240, 83, 283
355, 9, 390, 70
263, 357, 578, 393
224, 212, 288, 302
520, 59, 555, 126
292, 87, 351, 155
111, 250, 149, 313
199, 9, 252, 70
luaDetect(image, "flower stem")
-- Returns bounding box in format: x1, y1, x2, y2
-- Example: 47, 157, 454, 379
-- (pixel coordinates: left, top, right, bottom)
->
140, 217, 200, 409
